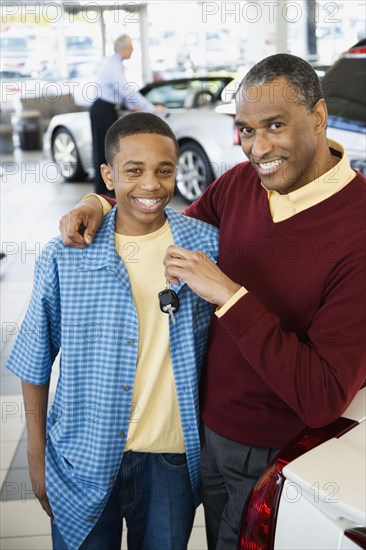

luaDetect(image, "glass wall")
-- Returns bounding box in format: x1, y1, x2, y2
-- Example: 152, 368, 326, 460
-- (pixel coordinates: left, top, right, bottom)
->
1, 1, 364, 85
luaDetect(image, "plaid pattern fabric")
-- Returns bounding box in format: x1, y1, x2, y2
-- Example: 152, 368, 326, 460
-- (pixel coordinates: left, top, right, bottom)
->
6, 206, 219, 549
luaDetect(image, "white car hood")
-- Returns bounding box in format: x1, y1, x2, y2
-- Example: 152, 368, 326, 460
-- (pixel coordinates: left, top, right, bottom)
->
283, 388, 366, 525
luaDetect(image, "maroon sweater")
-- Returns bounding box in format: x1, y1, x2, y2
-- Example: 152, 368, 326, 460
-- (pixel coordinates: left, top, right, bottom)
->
185, 162, 366, 449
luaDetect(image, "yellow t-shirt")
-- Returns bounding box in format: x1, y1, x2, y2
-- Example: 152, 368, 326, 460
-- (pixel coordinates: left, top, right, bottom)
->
114, 219, 185, 453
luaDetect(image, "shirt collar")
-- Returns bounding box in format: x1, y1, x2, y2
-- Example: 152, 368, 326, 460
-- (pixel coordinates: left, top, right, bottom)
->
266, 139, 355, 222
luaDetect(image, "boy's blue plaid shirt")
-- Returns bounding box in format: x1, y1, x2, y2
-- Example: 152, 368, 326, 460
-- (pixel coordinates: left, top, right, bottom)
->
6, 206, 219, 549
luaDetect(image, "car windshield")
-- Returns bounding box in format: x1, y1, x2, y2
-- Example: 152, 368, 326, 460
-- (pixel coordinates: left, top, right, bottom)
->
66, 36, 96, 51
143, 78, 229, 108
1, 35, 37, 53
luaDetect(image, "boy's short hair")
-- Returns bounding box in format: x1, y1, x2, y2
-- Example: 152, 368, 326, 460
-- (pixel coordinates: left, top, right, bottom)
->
105, 112, 179, 165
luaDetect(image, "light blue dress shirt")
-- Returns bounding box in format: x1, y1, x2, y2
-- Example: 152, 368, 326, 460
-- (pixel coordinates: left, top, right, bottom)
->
6, 206, 219, 549
96, 52, 155, 111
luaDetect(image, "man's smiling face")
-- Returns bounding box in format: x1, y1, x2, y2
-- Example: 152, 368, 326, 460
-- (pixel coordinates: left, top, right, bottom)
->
101, 133, 177, 235
235, 76, 325, 194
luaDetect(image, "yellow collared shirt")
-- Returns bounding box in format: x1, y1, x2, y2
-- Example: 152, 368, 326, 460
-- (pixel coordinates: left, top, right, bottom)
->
216, 139, 356, 317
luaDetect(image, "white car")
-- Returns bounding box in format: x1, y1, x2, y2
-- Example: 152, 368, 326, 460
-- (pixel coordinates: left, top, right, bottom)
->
238, 387, 366, 550
43, 76, 244, 203
43, 45, 366, 203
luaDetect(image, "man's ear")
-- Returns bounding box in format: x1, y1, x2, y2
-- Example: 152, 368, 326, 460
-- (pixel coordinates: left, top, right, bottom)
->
100, 164, 115, 191
312, 98, 328, 135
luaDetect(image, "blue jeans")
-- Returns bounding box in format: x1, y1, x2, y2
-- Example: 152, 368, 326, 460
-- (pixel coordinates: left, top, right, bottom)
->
51, 451, 195, 550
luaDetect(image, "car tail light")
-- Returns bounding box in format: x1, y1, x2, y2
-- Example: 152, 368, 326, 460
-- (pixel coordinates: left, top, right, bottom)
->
237, 417, 358, 550
233, 125, 241, 145
237, 460, 284, 550
227, 113, 241, 145
345, 46, 366, 55
344, 527, 366, 549
3, 83, 20, 94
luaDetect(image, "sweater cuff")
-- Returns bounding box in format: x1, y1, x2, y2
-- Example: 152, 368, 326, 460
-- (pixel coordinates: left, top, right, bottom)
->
83, 193, 114, 216
215, 286, 248, 318
218, 291, 268, 341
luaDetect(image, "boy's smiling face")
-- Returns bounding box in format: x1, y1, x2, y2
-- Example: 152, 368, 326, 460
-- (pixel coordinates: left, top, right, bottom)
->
101, 133, 177, 235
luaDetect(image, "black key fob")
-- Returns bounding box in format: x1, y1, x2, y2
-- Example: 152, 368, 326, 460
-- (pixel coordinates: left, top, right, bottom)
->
158, 288, 180, 313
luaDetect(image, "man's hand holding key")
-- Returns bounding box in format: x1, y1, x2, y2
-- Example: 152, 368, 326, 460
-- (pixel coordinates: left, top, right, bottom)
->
163, 245, 241, 307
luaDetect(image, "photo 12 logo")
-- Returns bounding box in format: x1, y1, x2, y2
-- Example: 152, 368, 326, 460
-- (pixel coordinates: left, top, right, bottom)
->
201, 1, 340, 24
1, 2, 140, 24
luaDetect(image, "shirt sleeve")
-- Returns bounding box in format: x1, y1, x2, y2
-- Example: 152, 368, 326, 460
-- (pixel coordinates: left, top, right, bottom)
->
124, 90, 156, 113
83, 193, 115, 215
215, 286, 248, 318
6, 246, 61, 385
98, 55, 155, 112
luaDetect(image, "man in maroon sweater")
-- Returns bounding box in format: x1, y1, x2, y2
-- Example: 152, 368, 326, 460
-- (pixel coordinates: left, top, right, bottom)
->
60, 54, 366, 549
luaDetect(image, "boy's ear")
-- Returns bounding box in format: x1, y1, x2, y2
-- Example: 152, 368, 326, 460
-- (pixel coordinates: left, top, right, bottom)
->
100, 164, 115, 191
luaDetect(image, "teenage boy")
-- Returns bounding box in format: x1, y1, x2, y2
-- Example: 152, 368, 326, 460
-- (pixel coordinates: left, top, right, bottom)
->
6, 113, 219, 549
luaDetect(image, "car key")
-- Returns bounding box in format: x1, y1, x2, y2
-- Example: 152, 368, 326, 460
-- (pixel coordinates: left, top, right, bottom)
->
158, 287, 180, 324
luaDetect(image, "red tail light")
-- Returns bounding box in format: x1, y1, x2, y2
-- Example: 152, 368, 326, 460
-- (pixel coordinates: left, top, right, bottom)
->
233, 124, 241, 145
345, 527, 366, 549
227, 113, 241, 145
237, 417, 358, 550
345, 46, 366, 54
237, 461, 285, 550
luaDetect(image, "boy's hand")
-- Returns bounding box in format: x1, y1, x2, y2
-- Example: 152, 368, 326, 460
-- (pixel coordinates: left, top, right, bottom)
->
164, 245, 241, 307
59, 196, 104, 248
27, 447, 54, 520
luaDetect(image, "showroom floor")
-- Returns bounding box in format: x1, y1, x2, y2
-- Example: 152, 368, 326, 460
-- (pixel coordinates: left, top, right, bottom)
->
0, 149, 207, 549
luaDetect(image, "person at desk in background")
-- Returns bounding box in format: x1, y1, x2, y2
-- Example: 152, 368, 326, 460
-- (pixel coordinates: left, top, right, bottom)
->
59, 53, 366, 549
90, 34, 164, 195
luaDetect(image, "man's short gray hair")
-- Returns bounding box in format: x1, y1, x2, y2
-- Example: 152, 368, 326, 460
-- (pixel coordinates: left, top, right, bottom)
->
114, 34, 131, 53
237, 53, 324, 112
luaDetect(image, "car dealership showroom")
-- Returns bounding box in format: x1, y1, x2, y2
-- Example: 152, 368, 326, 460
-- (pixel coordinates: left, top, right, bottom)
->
1, 1, 365, 549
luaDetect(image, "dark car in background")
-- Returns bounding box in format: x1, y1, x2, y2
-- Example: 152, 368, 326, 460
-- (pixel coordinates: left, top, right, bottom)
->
321, 39, 366, 176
